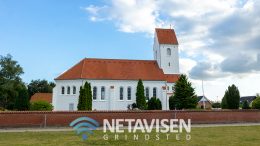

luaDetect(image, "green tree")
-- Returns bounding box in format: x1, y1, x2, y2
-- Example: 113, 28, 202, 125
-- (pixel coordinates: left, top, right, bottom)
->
28, 79, 55, 98
14, 84, 29, 110
147, 97, 162, 110
136, 79, 147, 110
242, 100, 250, 109
85, 82, 92, 110
30, 101, 53, 111
0, 54, 24, 109
222, 84, 240, 109
169, 74, 197, 110
252, 96, 260, 109
77, 82, 92, 110
221, 95, 228, 109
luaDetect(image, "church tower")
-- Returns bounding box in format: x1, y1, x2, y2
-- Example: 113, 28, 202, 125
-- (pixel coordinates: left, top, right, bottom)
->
153, 28, 179, 74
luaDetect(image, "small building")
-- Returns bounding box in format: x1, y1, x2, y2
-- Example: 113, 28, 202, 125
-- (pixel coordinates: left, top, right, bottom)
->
197, 96, 212, 109
240, 96, 256, 106
30, 93, 53, 104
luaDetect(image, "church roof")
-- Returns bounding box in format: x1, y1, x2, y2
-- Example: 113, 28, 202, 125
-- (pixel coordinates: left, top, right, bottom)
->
155, 28, 178, 45
55, 58, 179, 83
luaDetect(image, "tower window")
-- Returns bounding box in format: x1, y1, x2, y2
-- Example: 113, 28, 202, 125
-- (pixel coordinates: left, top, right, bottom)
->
167, 48, 171, 56
168, 62, 171, 66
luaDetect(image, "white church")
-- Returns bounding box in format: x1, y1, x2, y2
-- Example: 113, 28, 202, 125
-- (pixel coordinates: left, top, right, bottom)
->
52, 28, 180, 111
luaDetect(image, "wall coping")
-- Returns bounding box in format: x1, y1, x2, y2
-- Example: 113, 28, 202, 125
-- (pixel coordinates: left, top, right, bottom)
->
0, 110, 260, 114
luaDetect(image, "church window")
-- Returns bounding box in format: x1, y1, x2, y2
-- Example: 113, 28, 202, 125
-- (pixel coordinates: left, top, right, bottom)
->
101, 86, 105, 100
145, 87, 149, 100
93, 87, 97, 100
73, 86, 76, 94
67, 86, 70, 94
167, 48, 171, 56
61, 86, 65, 94
168, 62, 170, 66
120, 87, 124, 100
127, 87, 131, 100
153, 87, 157, 98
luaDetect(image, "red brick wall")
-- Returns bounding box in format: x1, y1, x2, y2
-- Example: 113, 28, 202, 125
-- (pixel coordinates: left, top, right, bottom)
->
0, 110, 260, 128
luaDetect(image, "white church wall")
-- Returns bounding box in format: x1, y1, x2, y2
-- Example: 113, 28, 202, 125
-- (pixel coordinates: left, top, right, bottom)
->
53, 79, 170, 111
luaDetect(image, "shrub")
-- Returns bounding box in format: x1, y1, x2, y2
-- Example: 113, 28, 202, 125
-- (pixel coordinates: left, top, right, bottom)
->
212, 102, 221, 108
242, 100, 250, 109
147, 97, 162, 110
30, 101, 53, 111
252, 97, 260, 109
127, 103, 138, 110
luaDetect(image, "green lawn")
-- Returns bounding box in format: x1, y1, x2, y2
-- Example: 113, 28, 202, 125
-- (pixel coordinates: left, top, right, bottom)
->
0, 126, 260, 146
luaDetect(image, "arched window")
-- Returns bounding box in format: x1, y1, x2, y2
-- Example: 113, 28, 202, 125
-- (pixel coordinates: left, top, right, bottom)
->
120, 87, 124, 100
167, 48, 171, 56
93, 86, 97, 100
153, 87, 157, 98
101, 86, 105, 100
73, 86, 76, 94
145, 87, 149, 100
67, 86, 70, 94
127, 87, 131, 100
61, 86, 65, 94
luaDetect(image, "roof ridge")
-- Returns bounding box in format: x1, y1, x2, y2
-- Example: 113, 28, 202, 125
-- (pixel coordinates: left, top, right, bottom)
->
84, 58, 156, 62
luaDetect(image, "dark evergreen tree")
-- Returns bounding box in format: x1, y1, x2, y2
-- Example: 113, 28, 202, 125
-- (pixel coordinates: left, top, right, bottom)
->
169, 74, 197, 110
85, 82, 92, 110
77, 86, 87, 110
135, 79, 147, 110
221, 95, 228, 109
14, 84, 29, 110
77, 82, 92, 110
222, 84, 240, 109
242, 100, 250, 109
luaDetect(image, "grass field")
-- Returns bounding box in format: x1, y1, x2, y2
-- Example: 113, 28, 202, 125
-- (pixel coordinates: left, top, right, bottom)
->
0, 126, 260, 146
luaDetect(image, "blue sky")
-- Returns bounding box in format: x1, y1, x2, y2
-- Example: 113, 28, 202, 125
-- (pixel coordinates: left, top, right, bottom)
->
1, 0, 259, 100
0, 0, 153, 82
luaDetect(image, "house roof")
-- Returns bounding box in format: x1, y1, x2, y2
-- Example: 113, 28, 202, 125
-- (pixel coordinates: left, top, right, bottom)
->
197, 96, 212, 103
55, 58, 179, 82
240, 96, 256, 103
30, 93, 52, 103
155, 28, 178, 45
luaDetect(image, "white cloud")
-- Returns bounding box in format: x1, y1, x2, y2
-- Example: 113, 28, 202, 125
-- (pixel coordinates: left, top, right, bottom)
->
83, 0, 260, 100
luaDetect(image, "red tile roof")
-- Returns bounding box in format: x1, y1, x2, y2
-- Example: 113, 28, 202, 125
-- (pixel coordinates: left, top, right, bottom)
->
155, 28, 178, 45
30, 93, 52, 103
55, 58, 179, 82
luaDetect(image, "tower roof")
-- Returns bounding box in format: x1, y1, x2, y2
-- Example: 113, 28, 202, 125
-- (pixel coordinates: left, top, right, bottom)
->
155, 28, 178, 45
